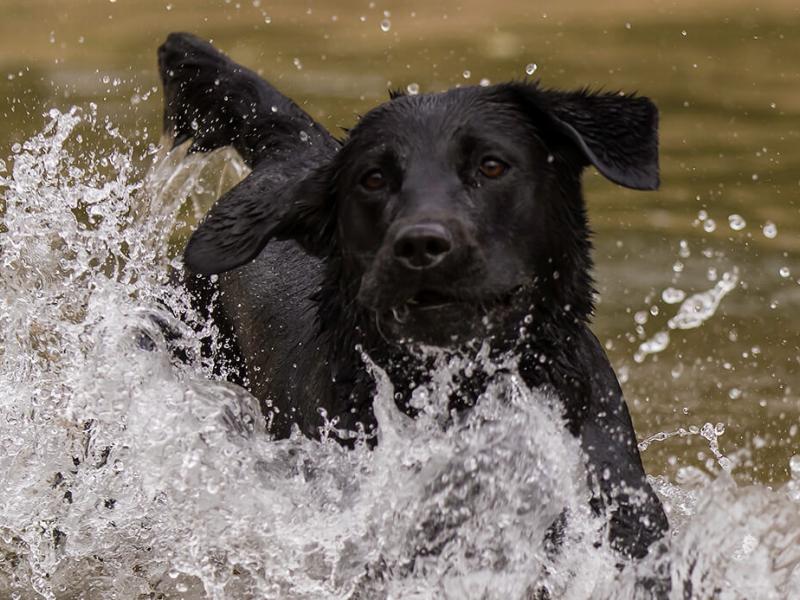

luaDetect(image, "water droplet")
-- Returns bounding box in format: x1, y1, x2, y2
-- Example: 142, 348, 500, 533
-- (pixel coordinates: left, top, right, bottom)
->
634, 310, 648, 325
678, 239, 690, 258
479, 78, 491, 87
292, 57, 303, 70
662, 287, 686, 304
728, 214, 746, 231
790, 455, 800, 479
462, 70, 471, 79
635, 331, 670, 362
779, 266, 791, 278
406, 82, 420, 95
728, 388, 742, 399
762, 221, 777, 239
525, 63, 538, 76
11, 143, 21, 153
299, 131, 309, 142
380, 19, 391, 32
703, 218, 716, 233
671, 363, 684, 379
667, 269, 739, 330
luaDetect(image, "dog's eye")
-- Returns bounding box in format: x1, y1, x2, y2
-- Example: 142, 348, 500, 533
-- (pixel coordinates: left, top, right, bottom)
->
361, 169, 387, 191
479, 157, 508, 179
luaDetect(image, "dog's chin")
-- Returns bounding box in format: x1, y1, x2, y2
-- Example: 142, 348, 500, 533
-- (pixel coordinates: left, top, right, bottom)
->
383, 301, 483, 346
368, 287, 524, 348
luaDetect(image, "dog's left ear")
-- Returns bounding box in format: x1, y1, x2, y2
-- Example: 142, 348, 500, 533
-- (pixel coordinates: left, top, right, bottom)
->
510, 85, 660, 191
183, 164, 335, 275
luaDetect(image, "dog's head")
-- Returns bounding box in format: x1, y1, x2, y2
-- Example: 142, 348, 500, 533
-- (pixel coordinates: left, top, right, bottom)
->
185, 83, 658, 345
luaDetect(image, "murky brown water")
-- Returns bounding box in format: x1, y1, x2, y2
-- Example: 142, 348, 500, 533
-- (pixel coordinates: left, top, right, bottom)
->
2, 0, 798, 486
3, 3, 800, 598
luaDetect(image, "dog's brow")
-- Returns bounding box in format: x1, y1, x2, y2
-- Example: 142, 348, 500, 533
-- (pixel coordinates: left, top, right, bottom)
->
346, 144, 400, 172
455, 129, 524, 163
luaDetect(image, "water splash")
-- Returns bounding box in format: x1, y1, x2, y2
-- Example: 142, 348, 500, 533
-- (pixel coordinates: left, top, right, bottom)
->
667, 269, 739, 330
2, 108, 800, 599
0, 107, 617, 599
638, 422, 731, 472
634, 269, 739, 362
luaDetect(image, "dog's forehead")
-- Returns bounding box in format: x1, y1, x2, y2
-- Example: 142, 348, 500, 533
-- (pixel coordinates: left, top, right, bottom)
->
348, 86, 527, 148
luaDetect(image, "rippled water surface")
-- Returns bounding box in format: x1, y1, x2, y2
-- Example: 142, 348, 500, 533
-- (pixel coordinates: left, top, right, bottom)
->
2, 1, 800, 598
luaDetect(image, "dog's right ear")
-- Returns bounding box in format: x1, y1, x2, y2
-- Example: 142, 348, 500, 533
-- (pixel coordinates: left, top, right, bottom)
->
501, 83, 659, 191
183, 164, 336, 275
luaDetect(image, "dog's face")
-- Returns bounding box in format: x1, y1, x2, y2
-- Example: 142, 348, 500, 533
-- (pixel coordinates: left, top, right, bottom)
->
184, 83, 659, 346
332, 85, 658, 344
334, 90, 564, 343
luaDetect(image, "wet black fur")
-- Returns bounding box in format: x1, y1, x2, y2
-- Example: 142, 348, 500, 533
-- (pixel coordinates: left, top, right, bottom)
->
158, 33, 669, 564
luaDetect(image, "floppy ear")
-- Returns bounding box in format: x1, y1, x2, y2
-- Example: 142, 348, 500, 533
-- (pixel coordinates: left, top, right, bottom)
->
183, 165, 335, 275
510, 84, 659, 190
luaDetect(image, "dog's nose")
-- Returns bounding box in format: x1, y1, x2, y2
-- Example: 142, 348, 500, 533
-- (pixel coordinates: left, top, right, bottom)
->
392, 223, 453, 270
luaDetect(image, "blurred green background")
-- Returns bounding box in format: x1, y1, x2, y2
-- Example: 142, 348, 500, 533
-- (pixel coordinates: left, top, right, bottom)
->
1, 0, 799, 484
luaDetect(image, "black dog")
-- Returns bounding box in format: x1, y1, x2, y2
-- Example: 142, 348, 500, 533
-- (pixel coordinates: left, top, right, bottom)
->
158, 32, 669, 563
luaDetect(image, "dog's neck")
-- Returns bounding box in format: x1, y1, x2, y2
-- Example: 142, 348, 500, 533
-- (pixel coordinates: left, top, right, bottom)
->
313, 256, 595, 442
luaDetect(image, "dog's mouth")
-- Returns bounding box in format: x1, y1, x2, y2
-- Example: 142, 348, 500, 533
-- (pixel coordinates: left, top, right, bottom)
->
387, 290, 447, 323
386, 288, 469, 325
406, 288, 461, 310
386, 285, 524, 328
